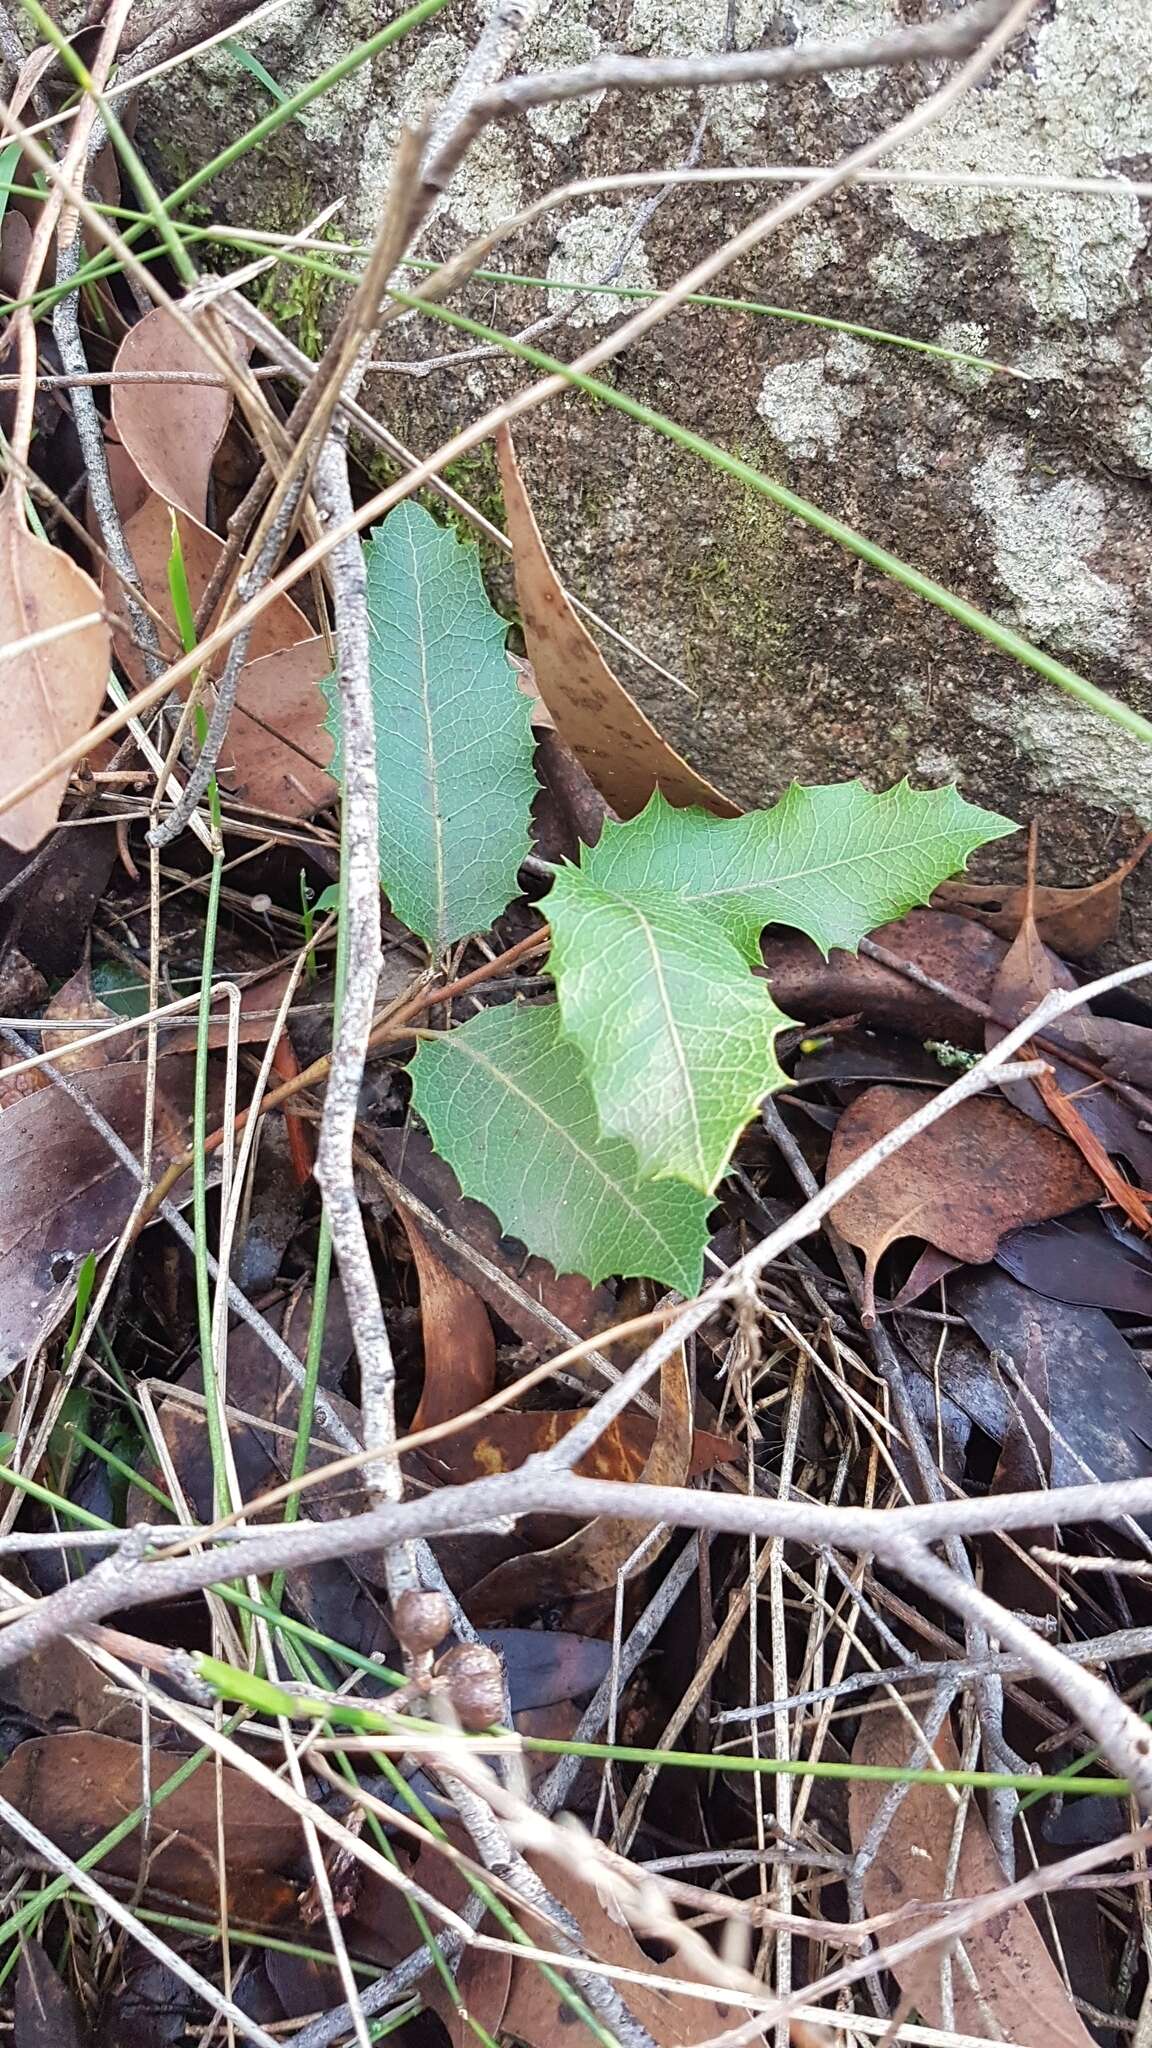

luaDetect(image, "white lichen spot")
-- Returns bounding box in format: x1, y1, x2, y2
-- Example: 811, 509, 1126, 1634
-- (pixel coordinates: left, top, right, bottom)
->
972, 438, 1132, 659
888, 0, 1152, 324
937, 320, 993, 392
973, 691, 1152, 819
867, 239, 927, 305
546, 205, 655, 327
916, 745, 963, 784
521, 0, 604, 148
790, 225, 844, 281
1013, 341, 1069, 382
1118, 359, 1152, 472
356, 31, 524, 237
756, 335, 874, 459
782, 0, 900, 99
624, 0, 772, 148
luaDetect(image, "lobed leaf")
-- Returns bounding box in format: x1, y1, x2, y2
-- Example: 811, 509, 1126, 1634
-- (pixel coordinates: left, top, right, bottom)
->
325, 503, 537, 953
409, 1003, 710, 1293
547, 866, 791, 1192
575, 781, 1016, 962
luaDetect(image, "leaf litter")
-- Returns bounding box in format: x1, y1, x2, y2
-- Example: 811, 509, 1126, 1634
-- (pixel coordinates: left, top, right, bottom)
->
2, 146, 1152, 2048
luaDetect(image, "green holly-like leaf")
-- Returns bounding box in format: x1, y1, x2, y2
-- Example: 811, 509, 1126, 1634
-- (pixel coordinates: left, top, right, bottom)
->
544, 780, 1014, 1192
409, 1002, 710, 1293
546, 867, 792, 1192
573, 782, 1016, 962
323, 503, 537, 953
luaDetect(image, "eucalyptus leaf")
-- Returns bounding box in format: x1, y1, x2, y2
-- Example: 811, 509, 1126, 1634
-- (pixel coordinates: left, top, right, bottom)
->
409, 1003, 710, 1293
324, 503, 538, 953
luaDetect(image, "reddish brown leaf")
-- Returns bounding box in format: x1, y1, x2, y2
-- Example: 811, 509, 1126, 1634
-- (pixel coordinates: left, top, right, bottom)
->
104, 497, 333, 821
0, 1056, 216, 1377
763, 909, 1009, 1051
827, 1085, 1100, 1320
0, 1733, 304, 1921
0, 488, 112, 851
466, 1346, 695, 1621
850, 1710, 1094, 2048
229, 637, 336, 819
399, 1208, 497, 1433
424, 1407, 736, 1486
986, 890, 1152, 1186
110, 306, 248, 525
108, 498, 310, 684
934, 832, 1152, 957
496, 426, 739, 820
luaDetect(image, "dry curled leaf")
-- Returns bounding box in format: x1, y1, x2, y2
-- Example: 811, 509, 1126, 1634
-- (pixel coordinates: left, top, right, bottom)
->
828, 1084, 1100, 1320
0, 489, 112, 852
986, 891, 1152, 1188
763, 909, 1009, 1051
423, 1406, 736, 1488
934, 832, 1152, 958
850, 1709, 1094, 2048
110, 305, 248, 524
497, 425, 739, 819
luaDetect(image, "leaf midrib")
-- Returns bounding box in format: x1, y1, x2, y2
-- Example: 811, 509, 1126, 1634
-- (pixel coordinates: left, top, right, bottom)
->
440, 1031, 688, 1265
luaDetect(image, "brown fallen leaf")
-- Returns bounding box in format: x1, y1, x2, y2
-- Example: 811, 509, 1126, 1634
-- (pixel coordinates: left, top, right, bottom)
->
375, 1126, 617, 1348
15, 1943, 86, 2048
0, 1056, 216, 1376
499, 1849, 754, 2047
763, 909, 1009, 1051
934, 832, 1152, 958
399, 1209, 497, 1433
105, 496, 333, 819
496, 426, 739, 820
40, 956, 118, 1076
465, 1344, 694, 1621
0, 486, 112, 851
850, 1710, 1094, 2048
0, 1732, 304, 1922
110, 305, 248, 524
109, 495, 311, 681
986, 876, 1152, 1189
827, 1084, 1100, 1321
228, 637, 336, 818
423, 1407, 736, 1488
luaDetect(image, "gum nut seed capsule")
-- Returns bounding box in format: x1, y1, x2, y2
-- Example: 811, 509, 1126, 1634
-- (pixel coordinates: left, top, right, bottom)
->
392, 1589, 452, 1655
436, 1643, 505, 1731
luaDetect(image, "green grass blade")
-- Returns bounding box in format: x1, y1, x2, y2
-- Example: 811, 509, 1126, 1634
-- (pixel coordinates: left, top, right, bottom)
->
388, 286, 1152, 749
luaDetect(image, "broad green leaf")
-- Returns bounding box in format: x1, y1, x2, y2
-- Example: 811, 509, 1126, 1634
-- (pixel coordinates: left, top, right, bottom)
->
323, 503, 537, 953
574, 782, 1016, 963
547, 868, 791, 1192
409, 1003, 710, 1293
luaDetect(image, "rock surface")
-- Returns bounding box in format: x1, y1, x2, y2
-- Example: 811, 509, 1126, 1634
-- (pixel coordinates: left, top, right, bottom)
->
144, 0, 1152, 940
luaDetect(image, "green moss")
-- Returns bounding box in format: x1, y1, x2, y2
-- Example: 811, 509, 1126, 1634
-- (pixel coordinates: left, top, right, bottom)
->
681, 435, 789, 690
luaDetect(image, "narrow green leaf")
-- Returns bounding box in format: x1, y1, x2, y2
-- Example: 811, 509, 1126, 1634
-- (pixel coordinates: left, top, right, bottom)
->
574, 782, 1016, 963
324, 503, 537, 954
547, 868, 791, 1192
409, 1003, 710, 1293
